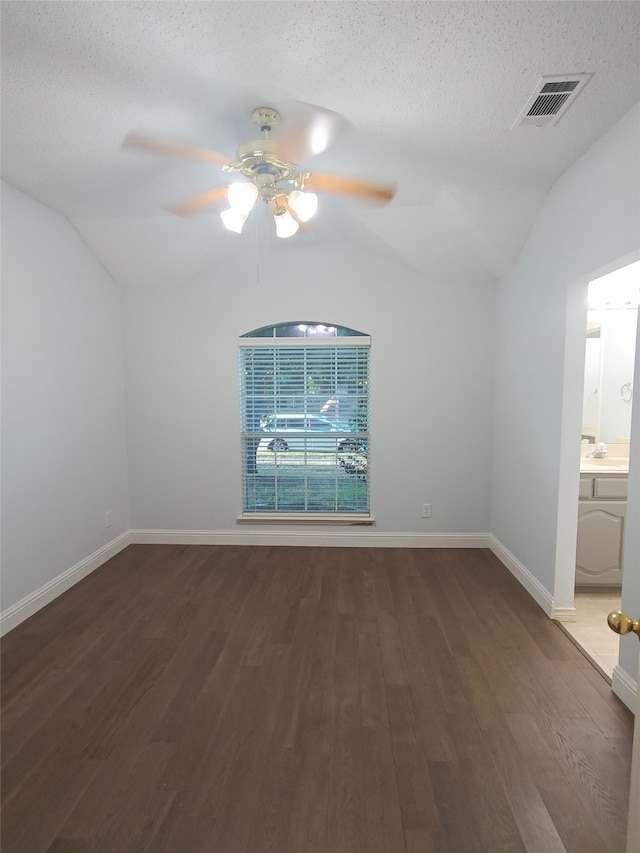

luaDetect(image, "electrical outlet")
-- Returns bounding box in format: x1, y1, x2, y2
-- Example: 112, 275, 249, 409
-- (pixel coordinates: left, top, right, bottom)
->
105, 510, 112, 528
421, 503, 432, 518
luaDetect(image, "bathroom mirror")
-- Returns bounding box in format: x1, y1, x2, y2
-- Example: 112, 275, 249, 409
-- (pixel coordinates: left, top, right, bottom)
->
581, 308, 636, 445
581, 322, 601, 443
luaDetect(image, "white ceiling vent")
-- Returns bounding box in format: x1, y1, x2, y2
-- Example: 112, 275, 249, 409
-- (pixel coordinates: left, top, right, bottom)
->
512, 73, 593, 128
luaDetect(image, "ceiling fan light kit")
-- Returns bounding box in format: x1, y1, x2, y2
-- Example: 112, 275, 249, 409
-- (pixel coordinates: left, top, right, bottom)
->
218, 108, 319, 238
287, 189, 318, 222
219, 206, 250, 235
227, 181, 258, 213
124, 104, 396, 239
273, 206, 300, 238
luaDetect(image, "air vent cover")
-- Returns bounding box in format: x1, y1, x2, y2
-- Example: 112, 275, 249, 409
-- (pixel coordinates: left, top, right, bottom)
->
513, 73, 593, 128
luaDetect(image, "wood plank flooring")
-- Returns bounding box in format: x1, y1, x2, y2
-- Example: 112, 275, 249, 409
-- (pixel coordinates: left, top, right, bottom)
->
1, 545, 634, 852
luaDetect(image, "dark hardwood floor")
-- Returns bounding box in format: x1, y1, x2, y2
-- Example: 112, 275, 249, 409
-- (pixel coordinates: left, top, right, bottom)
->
1, 545, 634, 852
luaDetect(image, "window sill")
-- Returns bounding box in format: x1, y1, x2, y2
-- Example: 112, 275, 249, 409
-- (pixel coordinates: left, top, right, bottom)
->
237, 513, 374, 526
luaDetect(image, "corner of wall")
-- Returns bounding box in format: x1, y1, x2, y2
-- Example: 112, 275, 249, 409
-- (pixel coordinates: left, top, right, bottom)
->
489, 534, 554, 617
0, 531, 131, 637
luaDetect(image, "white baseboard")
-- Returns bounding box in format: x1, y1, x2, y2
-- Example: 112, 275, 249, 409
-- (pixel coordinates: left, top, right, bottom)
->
0, 531, 131, 636
489, 534, 554, 617
612, 664, 638, 714
129, 529, 491, 548
550, 606, 578, 622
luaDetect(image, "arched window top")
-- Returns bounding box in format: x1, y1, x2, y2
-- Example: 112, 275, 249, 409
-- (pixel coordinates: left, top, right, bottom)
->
241, 322, 366, 339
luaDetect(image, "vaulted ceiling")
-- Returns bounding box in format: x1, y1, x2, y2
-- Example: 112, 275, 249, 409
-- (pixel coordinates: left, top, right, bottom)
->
2, 1, 639, 288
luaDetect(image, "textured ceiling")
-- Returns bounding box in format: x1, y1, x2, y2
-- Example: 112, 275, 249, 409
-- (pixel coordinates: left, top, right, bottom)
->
2, 1, 639, 287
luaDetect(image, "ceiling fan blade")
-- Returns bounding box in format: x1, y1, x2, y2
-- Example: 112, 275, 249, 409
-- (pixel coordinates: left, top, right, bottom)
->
168, 185, 229, 217
271, 102, 350, 164
301, 172, 396, 204
123, 131, 232, 167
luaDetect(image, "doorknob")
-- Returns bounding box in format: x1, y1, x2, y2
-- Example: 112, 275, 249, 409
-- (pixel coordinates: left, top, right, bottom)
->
607, 610, 640, 640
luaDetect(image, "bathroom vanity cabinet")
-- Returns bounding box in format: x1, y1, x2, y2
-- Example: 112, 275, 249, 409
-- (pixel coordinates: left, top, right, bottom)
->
576, 471, 628, 586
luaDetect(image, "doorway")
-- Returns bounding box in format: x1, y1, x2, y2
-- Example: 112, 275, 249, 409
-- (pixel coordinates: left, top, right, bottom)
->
558, 258, 639, 680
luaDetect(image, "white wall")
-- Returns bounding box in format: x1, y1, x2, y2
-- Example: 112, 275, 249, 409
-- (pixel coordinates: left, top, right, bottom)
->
491, 103, 640, 681
123, 241, 495, 536
1, 183, 130, 611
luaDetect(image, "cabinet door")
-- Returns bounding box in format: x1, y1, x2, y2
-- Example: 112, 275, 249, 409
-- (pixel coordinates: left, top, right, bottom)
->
576, 501, 626, 585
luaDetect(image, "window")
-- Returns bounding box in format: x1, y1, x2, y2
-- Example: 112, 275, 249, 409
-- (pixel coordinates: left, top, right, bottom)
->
239, 323, 370, 521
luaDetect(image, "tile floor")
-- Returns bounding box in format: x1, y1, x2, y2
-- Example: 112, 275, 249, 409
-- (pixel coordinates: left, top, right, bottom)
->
559, 589, 621, 680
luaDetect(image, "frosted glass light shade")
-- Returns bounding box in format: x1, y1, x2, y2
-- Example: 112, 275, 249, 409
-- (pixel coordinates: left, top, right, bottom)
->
227, 181, 258, 213
288, 190, 318, 222
220, 207, 249, 234
274, 208, 299, 238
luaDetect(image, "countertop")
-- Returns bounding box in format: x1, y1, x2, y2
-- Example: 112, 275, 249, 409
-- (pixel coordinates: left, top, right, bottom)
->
580, 456, 629, 474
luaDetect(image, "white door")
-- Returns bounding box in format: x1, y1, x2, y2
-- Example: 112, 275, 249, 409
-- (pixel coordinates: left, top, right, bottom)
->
607, 611, 639, 853
626, 655, 639, 853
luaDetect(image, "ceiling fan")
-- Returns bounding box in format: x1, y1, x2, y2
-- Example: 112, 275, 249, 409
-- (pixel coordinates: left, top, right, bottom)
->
123, 104, 396, 238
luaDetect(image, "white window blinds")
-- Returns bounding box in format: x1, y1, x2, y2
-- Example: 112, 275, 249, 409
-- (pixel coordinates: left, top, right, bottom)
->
238, 325, 370, 517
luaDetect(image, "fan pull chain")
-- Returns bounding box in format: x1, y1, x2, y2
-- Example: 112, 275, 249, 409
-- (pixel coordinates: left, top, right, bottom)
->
264, 201, 270, 285
255, 203, 260, 285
